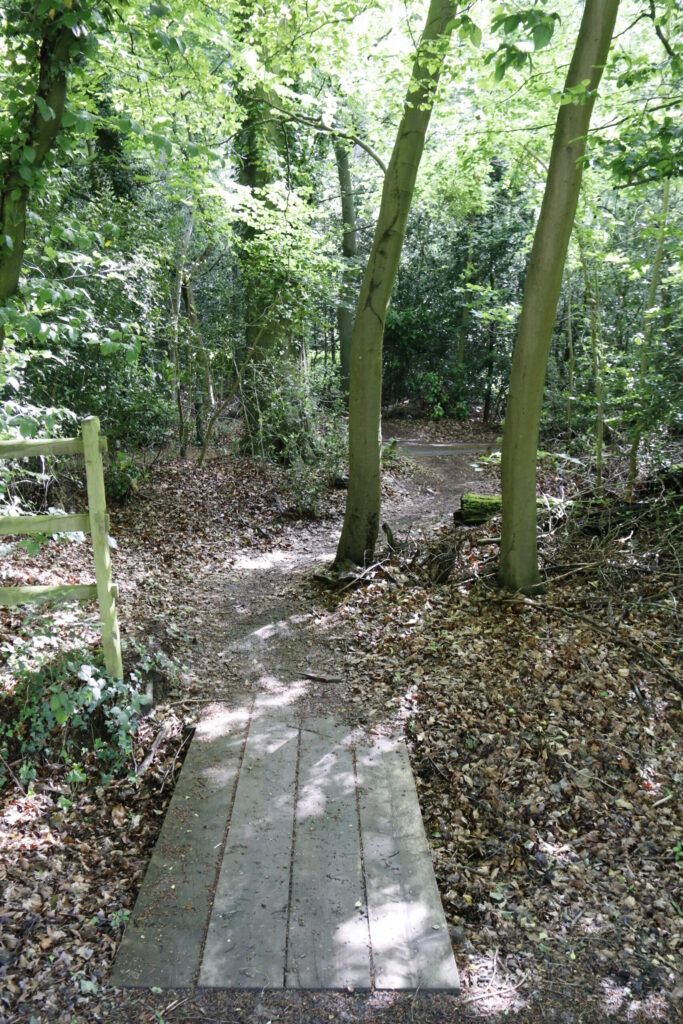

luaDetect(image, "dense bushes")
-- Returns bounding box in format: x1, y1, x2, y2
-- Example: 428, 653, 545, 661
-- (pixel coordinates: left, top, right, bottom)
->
240, 358, 347, 515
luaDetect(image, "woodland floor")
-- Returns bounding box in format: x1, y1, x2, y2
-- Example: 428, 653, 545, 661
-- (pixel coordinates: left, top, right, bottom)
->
0, 418, 681, 1023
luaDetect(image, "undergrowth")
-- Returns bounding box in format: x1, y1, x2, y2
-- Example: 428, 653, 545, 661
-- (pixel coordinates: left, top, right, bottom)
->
0, 621, 182, 792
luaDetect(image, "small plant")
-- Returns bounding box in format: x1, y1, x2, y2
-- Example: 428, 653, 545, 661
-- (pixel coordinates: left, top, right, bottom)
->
0, 649, 151, 786
109, 908, 131, 930
105, 451, 143, 503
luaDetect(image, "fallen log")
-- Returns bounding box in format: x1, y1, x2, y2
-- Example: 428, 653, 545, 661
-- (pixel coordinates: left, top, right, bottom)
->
454, 493, 564, 526
454, 494, 502, 525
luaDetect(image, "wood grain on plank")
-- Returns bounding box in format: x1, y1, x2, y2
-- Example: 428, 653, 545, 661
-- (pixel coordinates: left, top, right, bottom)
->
0, 512, 94, 536
357, 736, 460, 991
0, 436, 107, 458
111, 707, 249, 988
286, 720, 370, 990
0, 584, 98, 607
199, 698, 299, 989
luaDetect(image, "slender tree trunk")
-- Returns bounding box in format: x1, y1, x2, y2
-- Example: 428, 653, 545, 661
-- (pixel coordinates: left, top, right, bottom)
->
171, 212, 194, 456
457, 220, 474, 367
483, 327, 496, 423
238, 88, 292, 362
581, 258, 604, 496
335, 0, 458, 565
625, 177, 670, 499
182, 275, 210, 447
0, 27, 76, 306
498, 0, 620, 592
334, 141, 358, 395
566, 276, 574, 439
482, 266, 496, 423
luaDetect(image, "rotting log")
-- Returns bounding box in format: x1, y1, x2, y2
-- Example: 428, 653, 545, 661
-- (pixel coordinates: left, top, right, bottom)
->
455, 493, 562, 526
455, 494, 503, 525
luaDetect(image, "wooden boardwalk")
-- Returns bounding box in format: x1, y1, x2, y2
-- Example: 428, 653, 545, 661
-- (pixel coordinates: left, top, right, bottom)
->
111, 697, 459, 992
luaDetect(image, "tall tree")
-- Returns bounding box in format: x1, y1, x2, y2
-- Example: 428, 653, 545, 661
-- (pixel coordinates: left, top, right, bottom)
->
0, 3, 98, 304
334, 139, 358, 395
498, 0, 620, 593
335, 0, 458, 565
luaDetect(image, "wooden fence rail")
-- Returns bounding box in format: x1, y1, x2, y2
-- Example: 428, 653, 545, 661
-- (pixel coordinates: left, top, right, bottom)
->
0, 416, 123, 678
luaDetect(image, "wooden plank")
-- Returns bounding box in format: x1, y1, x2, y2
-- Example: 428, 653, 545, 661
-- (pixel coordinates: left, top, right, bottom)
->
110, 707, 250, 989
82, 417, 122, 679
0, 436, 107, 459
0, 512, 95, 536
286, 720, 370, 990
356, 736, 460, 992
199, 699, 299, 989
0, 584, 98, 607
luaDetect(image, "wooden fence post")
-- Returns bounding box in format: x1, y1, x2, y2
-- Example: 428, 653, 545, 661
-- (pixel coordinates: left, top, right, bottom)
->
82, 416, 123, 678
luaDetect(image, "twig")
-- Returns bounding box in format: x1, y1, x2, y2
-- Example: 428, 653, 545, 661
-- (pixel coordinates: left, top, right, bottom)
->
559, 755, 618, 794
159, 730, 194, 794
136, 721, 172, 777
423, 753, 449, 780
162, 997, 190, 1015
301, 671, 343, 683
0, 750, 26, 794
504, 598, 683, 697
339, 559, 389, 591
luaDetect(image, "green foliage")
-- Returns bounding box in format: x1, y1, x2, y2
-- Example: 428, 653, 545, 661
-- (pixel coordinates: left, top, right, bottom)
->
0, 649, 150, 788
241, 359, 347, 516
410, 368, 467, 421
105, 451, 144, 503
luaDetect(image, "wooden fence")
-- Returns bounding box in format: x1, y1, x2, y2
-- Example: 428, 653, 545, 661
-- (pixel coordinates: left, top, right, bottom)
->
0, 416, 123, 678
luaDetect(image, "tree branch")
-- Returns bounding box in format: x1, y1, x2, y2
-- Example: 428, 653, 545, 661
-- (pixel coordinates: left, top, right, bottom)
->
649, 0, 676, 58
267, 100, 387, 174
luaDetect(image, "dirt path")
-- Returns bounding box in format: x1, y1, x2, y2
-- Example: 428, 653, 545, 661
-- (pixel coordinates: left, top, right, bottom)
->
157, 427, 499, 726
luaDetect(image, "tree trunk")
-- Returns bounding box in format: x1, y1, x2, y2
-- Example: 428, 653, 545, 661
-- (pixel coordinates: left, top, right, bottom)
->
498, 0, 620, 592
171, 213, 194, 456
238, 87, 292, 363
334, 140, 358, 396
457, 219, 474, 367
335, 0, 457, 566
182, 275, 210, 447
581, 255, 604, 497
566, 276, 574, 439
626, 177, 670, 499
0, 27, 75, 306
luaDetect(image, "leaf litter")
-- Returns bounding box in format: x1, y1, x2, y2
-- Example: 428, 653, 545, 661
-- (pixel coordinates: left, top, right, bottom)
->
0, 430, 681, 1022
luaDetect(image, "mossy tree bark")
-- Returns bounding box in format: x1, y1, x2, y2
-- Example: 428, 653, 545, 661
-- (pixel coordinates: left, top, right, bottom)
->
335, 0, 457, 566
498, 0, 620, 593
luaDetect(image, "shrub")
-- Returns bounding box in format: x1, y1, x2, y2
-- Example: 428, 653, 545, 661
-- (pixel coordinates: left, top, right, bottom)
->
0, 641, 154, 788
105, 450, 144, 503
240, 357, 347, 516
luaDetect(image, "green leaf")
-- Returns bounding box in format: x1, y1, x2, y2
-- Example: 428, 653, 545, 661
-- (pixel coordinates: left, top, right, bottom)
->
35, 96, 55, 122
22, 145, 36, 164
532, 22, 555, 50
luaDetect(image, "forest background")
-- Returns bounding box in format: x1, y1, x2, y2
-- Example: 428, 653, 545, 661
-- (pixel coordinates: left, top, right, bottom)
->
0, 0, 681, 1019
